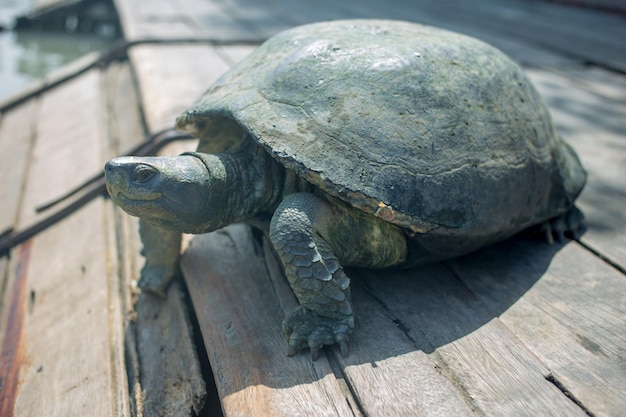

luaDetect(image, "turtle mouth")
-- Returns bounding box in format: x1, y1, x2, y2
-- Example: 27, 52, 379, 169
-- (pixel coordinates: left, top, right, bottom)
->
114, 190, 162, 203
106, 181, 162, 204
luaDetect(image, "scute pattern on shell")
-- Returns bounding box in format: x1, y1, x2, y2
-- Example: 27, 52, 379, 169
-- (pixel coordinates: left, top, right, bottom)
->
176, 19, 585, 243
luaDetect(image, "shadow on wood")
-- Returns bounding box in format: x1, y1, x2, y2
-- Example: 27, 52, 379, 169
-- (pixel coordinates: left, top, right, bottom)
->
182, 223, 567, 389
349, 235, 566, 356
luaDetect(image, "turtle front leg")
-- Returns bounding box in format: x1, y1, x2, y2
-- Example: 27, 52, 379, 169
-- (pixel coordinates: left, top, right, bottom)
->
138, 219, 182, 296
270, 193, 353, 360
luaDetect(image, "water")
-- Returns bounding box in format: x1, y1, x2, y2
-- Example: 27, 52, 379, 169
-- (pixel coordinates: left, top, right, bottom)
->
0, 0, 118, 101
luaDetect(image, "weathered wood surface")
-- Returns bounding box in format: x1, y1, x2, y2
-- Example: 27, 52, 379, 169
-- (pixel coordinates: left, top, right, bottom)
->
182, 226, 360, 417
449, 240, 626, 417
0, 59, 206, 416
113, 0, 626, 416
1, 0, 623, 415
105, 61, 208, 417
0, 68, 129, 416
0, 101, 36, 237
182, 227, 624, 416
128, 43, 232, 132
114, 0, 626, 70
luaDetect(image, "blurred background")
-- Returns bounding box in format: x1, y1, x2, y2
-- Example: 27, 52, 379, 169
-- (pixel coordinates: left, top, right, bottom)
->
0, 0, 119, 99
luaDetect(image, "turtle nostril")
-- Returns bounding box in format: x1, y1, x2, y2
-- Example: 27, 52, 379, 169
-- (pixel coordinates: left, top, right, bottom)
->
132, 164, 158, 183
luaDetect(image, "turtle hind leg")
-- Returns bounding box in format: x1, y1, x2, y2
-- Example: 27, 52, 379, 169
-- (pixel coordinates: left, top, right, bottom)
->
138, 219, 182, 296
539, 206, 586, 244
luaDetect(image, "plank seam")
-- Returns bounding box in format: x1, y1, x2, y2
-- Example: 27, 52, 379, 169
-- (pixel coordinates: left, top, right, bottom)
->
0, 240, 32, 417
355, 280, 420, 348
575, 240, 626, 276
178, 277, 223, 417
102, 68, 133, 417
356, 275, 482, 416
325, 349, 366, 417
429, 351, 486, 417
545, 373, 595, 417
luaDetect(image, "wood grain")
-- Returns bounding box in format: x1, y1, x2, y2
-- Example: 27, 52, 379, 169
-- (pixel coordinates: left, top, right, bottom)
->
257, 238, 475, 417
449, 239, 626, 417
133, 282, 208, 417
105, 60, 146, 157
104, 60, 208, 417
113, 0, 626, 69
0, 101, 38, 361
113, 0, 194, 41
182, 225, 359, 417
358, 259, 589, 417
0, 101, 37, 236
128, 44, 232, 132
4, 69, 128, 416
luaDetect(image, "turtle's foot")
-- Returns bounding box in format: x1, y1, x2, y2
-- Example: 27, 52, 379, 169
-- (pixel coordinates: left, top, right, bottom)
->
139, 263, 179, 297
540, 206, 585, 244
283, 305, 353, 360
138, 220, 181, 296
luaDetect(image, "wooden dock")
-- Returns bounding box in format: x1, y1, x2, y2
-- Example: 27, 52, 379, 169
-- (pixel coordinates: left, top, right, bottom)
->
1, 0, 625, 416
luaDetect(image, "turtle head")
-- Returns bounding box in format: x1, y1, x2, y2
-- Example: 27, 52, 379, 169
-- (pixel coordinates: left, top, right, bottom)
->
105, 153, 227, 233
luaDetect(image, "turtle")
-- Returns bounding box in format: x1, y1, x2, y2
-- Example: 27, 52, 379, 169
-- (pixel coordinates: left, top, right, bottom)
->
104, 19, 586, 358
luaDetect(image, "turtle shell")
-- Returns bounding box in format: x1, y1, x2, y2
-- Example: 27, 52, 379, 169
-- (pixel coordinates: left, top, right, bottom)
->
176, 20, 585, 247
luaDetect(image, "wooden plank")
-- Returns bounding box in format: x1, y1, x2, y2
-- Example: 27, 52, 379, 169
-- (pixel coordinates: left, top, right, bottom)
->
117, 0, 625, 69
0, 102, 38, 363
182, 225, 359, 417
133, 281, 208, 416
216, 0, 292, 38
414, 0, 626, 70
1, 68, 128, 416
448, 239, 626, 417
105, 60, 146, 155
526, 67, 626, 271
333, 284, 476, 417
359, 262, 590, 417
170, 0, 261, 40
128, 44, 231, 132
8, 200, 126, 416
257, 236, 475, 417
193, 0, 624, 69
113, 0, 260, 41
103, 60, 208, 417
113, 0, 195, 41
0, 101, 37, 235
15, 71, 106, 230
112, 170, 207, 417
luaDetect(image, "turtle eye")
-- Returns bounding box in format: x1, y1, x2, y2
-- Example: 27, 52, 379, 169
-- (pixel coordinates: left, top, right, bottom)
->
132, 164, 157, 183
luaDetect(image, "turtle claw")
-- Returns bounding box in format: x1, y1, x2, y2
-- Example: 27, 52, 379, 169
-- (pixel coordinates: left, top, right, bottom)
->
524, 206, 584, 244
139, 264, 179, 296
337, 338, 349, 357
538, 206, 585, 245
282, 305, 353, 360
310, 345, 321, 361
287, 338, 300, 357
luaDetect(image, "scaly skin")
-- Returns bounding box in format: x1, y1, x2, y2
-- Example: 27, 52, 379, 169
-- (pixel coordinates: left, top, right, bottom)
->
270, 193, 407, 358
138, 219, 181, 296
105, 140, 409, 358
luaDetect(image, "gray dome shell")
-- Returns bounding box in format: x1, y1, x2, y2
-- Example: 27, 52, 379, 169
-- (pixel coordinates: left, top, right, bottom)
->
176, 19, 585, 243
